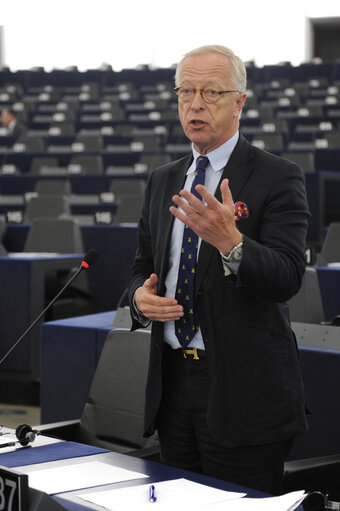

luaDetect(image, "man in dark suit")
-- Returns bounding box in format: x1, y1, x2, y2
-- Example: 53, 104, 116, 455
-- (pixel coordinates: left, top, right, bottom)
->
1, 108, 27, 138
128, 45, 309, 495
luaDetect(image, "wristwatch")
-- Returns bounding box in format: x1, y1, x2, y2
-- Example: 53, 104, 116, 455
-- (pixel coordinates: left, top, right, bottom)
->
223, 241, 244, 263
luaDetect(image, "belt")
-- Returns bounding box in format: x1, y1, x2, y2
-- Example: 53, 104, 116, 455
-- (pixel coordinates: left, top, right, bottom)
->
164, 343, 206, 360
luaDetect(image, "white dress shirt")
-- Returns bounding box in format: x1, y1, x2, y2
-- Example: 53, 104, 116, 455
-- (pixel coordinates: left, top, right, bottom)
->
164, 132, 239, 349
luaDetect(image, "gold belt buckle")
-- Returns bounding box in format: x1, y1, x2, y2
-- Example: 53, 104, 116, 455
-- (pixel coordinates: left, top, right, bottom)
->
182, 348, 199, 360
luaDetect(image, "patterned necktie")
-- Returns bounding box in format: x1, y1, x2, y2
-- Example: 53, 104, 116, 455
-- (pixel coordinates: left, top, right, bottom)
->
175, 156, 209, 347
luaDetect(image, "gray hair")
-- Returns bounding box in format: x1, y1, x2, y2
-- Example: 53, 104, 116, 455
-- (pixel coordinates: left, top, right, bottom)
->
175, 44, 247, 93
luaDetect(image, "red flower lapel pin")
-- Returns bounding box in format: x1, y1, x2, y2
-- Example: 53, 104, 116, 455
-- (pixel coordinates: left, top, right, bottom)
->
234, 201, 250, 221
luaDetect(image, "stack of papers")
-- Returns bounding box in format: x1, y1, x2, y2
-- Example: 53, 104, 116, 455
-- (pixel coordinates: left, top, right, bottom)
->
80, 478, 245, 510
15, 461, 148, 494
80, 478, 306, 511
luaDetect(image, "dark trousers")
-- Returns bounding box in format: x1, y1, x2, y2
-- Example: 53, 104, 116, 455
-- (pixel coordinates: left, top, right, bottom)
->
157, 344, 292, 495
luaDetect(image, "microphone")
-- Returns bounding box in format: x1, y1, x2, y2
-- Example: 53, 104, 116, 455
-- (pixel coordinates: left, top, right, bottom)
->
0, 424, 40, 449
0, 249, 99, 367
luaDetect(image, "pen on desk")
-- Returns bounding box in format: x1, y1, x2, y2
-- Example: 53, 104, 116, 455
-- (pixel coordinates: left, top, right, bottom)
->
149, 484, 157, 503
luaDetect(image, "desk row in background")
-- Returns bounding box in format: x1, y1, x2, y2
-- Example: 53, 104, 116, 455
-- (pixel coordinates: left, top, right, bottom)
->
1, 166, 339, 246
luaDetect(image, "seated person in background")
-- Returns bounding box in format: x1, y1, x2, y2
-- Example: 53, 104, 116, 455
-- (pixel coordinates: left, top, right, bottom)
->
1, 108, 27, 138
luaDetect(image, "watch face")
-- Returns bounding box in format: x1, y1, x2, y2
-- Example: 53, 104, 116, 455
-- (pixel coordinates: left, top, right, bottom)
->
228, 242, 243, 262
232, 247, 243, 262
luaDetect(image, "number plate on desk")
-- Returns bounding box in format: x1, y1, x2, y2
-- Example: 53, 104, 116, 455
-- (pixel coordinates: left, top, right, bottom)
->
0, 466, 28, 511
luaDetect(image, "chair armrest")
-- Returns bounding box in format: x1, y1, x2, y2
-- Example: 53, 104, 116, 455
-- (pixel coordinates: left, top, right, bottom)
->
36, 419, 80, 441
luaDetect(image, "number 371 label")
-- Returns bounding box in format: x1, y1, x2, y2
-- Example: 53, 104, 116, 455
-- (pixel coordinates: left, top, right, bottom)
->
0, 467, 28, 511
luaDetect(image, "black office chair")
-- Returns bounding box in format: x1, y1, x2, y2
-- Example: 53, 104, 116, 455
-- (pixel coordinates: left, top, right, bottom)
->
109, 178, 145, 198
324, 132, 340, 149
25, 195, 71, 222
24, 217, 84, 254
73, 134, 103, 152
49, 123, 75, 136
24, 217, 93, 320
39, 328, 159, 460
130, 136, 161, 152
282, 152, 315, 173
115, 193, 144, 223
138, 153, 171, 172
68, 155, 103, 174
251, 133, 285, 152
30, 157, 59, 174
13, 135, 45, 152
316, 222, 340, 266
34, 179, 72, 196
288, 267, 325, 323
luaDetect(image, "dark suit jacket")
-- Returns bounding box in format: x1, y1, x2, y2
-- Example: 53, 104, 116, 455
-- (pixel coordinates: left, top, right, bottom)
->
10, 120, 27, 138
128, 134, 310, 448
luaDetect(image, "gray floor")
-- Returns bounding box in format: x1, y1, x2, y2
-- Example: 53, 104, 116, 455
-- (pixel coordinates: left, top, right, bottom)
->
0, 403, 40, 429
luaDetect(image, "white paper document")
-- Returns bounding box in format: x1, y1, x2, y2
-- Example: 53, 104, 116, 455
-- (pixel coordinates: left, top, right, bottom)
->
80, 478, 246, 511
209, 490, 307, 511
15, 461, 148, 495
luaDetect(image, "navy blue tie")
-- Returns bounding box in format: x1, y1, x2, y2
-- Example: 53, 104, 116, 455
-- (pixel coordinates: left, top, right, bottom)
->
175, 156, 209, 347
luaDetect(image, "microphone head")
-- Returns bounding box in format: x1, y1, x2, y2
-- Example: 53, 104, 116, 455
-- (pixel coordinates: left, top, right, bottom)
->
82, 249, 99, 269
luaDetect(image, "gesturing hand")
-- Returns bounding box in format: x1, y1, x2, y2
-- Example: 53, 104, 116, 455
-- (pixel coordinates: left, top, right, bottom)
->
134, 273, 184, 322
169, 178, 243, 255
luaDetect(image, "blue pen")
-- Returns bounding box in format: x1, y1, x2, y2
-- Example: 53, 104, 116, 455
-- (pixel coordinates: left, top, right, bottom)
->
149, 484, 157, 503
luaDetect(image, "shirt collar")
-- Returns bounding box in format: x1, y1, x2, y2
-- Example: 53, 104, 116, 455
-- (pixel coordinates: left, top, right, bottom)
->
189, 131, 239, 174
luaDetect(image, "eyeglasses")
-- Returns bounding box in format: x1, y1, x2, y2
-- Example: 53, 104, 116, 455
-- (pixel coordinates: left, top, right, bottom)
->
174, 86, 239, 104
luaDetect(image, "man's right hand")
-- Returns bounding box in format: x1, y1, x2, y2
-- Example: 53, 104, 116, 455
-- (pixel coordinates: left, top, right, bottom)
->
134, 273, 184, 322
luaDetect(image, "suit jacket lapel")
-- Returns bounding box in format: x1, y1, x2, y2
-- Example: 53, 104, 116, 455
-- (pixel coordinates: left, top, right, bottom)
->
196, 135, 254, 289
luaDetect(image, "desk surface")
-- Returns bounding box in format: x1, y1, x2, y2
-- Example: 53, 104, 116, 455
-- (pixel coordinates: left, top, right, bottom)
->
0, 440, 278, 511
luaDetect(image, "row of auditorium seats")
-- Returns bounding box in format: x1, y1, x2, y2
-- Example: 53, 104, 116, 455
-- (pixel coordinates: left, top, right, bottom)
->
1, 130, 340, 156
0, 62, 340, 242
0, 175, 145, 226
1, 135, 340, 176
1, 63, 340, 159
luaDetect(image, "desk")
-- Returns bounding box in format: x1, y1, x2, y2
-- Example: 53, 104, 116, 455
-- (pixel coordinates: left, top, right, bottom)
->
0, 173, 147, 196
0, 198, 118, 217
4, 223, 138, 313
40, 314, 340, 463
0, 439, 278, 511
0, 254, 83, 380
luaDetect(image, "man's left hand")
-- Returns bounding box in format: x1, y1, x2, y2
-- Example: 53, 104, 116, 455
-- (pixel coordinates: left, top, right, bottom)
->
169, 178, 243, 255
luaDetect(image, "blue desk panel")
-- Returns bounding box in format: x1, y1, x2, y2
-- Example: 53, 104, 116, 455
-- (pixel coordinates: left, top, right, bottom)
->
40, 311, 114, 423
316, 266, 340, 321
